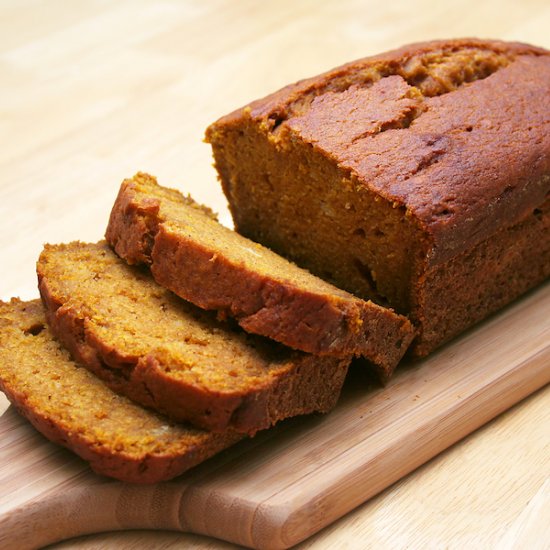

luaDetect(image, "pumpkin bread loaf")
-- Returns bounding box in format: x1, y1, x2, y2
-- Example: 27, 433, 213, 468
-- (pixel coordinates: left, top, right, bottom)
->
0, 299, 243, 483
206, 38, 550, 356
106, 173, 415, 377
37, 242, 350, 434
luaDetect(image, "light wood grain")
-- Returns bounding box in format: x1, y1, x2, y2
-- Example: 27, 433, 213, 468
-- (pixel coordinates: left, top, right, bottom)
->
49, 387, 550, 550
498, 478, 550, 550
0, 284, 548, 549
1, 0, 549, 548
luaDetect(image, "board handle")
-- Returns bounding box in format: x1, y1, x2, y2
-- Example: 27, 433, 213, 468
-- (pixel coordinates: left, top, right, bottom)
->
0, 408, 196, 549
0, 476, 196, 550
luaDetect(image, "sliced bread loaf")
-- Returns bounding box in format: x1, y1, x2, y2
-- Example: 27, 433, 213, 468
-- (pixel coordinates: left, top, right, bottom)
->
205, 39, 550, 357
0, 299, 243, 483
37, 242, 349, 434
106, 173, 415, 378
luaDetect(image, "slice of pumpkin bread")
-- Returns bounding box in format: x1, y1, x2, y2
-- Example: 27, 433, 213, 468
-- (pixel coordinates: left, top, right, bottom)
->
0, 299, 243, 483
105, 173, 414, 377
37, 242, 349, 434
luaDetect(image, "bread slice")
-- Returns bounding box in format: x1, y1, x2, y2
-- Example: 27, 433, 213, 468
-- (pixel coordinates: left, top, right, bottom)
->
37, 242, 349, 434
0, 299, 243, 483
105, 173, 415, 377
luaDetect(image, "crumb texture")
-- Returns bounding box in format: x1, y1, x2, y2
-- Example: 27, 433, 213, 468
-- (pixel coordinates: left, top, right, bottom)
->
206, 39, 550, 356
37, 242, 349, 433
0, 299, 241, 483
106, 173, 415, 376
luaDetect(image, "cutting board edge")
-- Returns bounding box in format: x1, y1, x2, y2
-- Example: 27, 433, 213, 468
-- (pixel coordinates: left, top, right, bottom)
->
0, 287, 548, 550
237, 347, 550, 549
0, 372, 548, 550
0, 481, 195, 550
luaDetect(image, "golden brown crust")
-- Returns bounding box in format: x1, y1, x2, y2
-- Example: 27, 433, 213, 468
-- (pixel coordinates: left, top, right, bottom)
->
412, 198, 550, 355
208, 39, 550, 263
105, 174, 415, 376
213, 38, 547, 125
37, 242, 350, 434
0, 299, 243, 483
206, 38, 550, 356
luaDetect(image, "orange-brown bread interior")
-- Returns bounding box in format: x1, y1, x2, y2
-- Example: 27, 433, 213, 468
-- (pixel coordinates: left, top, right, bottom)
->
0, 299, 242, 483
105, 173, 415, 376
37, 242, 349, 434
206, 39, 550, 355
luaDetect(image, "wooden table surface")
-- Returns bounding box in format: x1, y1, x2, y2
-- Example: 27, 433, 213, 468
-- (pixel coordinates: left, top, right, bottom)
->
1, 1, 549, 548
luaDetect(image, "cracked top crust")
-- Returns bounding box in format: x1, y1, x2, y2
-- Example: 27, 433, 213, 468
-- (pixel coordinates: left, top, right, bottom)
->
209, 39, 550, 264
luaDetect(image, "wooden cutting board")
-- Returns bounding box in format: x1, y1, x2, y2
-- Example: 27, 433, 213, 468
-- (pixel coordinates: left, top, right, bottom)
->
0, 283, 549, 550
